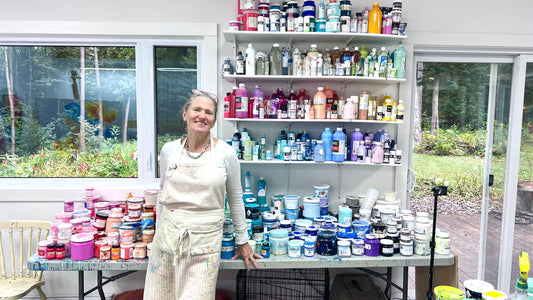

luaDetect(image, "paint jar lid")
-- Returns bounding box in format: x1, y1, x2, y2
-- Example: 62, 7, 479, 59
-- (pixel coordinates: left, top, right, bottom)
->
380, 239, 393, 246
71, 233, 94, 243
134, 242, 147, 248
39, 240, 54, 247
303, 197, 320, 204
269, 228, 288, 238
338, 240, 351, 247
58, 223, 73, 229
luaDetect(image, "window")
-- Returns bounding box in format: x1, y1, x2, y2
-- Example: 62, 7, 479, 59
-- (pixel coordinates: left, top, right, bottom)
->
0, 45, 137, 178
0, 22, 217, 192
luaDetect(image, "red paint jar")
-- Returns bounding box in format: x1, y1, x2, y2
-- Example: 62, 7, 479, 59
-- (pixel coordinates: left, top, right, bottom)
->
55, 243, 66, 260
38, 240, 53, 259
243, 8, 259, 31
94, 240, 107, 258
99, 245, 111, 260
94, 212, 108, 230
46, 244, 56, 260
120, 243, 133, 260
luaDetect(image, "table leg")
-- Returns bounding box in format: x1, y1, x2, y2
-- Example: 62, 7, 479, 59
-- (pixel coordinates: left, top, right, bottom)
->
403, 266, 408, 300
385, 267, 392, 298
78, 271, 84, 300
97, 271, 105, 300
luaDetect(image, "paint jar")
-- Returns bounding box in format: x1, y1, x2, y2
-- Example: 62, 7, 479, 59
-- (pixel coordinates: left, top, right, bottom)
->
94, 240, 107, 258
414, 217, 431, 240
220, 235, 235, 259
38, 240, 53, 258
120, 228, 134, 244
337, 240, 351, 257
228, 20, 240, 31
99, 245, 111, 260
464, 279, 494, 300
94, 212, 108, 230
284, 208, 300, 221
313, 216, 325, 227
386, 219, 398, 234
359, 208, 371, 221
433, 286, 465, 300
56, 212, 73, 223
127, 197, 144, 207
222, 218, 234, 235
120, 243, 133, 259
105, 212, 123, 234
317, 228, 337, 256
279, 219, 292, 233
481, 290, 507, 300
80, 218, 91, 228
270, 229, 289, 255
364, 233, 380, 257
338, 204, 353, 224
55, 243, 65, 260
295, 219, 313, 233
372, 219, 387, 239
288, 239, 303, 258
291, 231, 303, 241
380, 238, 394, 257
402, 215, 415, 232
70, 218, 84, 235
302, 197, 320, 220
57, 223, 73, 240
262, 213, 278, 230
141, 212, 154, 223
435, 231, 451, 255
351, 238, 365, 256
111, 244, 120, 260
379, 207, 395, 225
314, 184, 329, 201
414, 238, 430, 256
337, 223, 351, 234
305, 225, 318, 237
71, 233, 95, 261
400, 237, 413, 256
46, 244, 56, 260
64, 200, 75, 212
76, 226, 97, 236
132, 242, 147, 259
304, 238, 315, 257
320, 204, 329, 216
94, 202, 109, 215
128, 204, 142, 219
284, 195, 300, 210
141, 229, 154, 244
144, 189, 158, 206
392, 216, 403, 232
261, 241, 271, 258
387, 232, 400, 254
72, 210, 91, 219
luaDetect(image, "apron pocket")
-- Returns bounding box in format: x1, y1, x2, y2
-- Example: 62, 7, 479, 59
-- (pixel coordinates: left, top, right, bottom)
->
188, 216, 224, 256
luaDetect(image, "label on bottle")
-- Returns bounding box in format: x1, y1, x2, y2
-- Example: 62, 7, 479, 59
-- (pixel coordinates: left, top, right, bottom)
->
236, 96, 248, 113
332, 140, 345, 155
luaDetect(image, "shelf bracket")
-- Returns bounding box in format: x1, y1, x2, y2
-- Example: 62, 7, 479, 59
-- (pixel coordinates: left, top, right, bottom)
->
345, 36, 356, 48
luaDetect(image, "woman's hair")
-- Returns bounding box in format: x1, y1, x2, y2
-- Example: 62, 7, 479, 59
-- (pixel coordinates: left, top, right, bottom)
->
183, 89, 218, 119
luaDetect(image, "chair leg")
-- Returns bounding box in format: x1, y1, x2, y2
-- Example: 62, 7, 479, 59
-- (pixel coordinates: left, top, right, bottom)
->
36, 286, 47, 300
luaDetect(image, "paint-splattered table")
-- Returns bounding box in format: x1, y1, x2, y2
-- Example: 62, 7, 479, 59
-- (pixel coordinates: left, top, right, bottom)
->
29, 253, 454, 300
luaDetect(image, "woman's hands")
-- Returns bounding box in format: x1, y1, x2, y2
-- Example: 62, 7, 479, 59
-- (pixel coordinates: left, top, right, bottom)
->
231, 242, 263, 270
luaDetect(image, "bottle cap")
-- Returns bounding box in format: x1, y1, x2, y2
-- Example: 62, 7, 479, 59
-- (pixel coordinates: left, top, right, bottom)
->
311, 44, 317, 48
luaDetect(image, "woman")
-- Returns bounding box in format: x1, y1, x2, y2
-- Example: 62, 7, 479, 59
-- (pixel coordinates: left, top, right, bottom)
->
144, 90, 261, 299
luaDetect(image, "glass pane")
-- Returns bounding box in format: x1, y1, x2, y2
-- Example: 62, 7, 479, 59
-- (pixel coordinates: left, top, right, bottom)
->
0, 46, 137, 178
155, 46, 197, 176
508, 62, 533, 290
412, 62, 512, 291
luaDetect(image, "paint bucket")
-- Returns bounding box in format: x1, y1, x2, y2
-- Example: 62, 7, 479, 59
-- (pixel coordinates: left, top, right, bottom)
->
294, 219, 313, 233
314, 184, 330, 203
359, 208, 372, 221
481, 290, 507, 300
433, 286, 465, 300
379, 207, 396, 225
353, 220, 371, 239
302, 197, 320, 220
345, 195, 359, 207
383, 191, 397, 202
285, 208, 300, 221
320, 204, 329, 216
284, 195, 300, 210
464, 279, 494, 300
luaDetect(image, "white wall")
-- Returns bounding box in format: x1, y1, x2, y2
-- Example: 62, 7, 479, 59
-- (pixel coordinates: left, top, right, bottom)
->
1, 0, 533, 299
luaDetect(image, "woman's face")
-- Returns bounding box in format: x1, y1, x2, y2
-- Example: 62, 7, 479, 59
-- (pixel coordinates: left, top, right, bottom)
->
183, 96, 216, 134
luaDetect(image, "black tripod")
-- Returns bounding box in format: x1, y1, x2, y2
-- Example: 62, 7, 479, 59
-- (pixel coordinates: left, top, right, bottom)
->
427, 185, 448, 300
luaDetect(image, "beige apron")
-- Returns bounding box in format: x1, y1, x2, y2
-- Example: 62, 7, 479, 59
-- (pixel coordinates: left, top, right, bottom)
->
144, 138, 225, 300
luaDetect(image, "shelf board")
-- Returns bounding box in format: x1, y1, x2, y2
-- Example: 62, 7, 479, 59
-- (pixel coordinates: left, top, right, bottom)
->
223, 74, 406, 84
224, 118, 403, 125
238, 159, 401, 166
223, 30, 407, 45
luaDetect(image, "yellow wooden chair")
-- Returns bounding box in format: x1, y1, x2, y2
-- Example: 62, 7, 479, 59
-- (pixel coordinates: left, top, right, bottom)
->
0, 220, 51, 300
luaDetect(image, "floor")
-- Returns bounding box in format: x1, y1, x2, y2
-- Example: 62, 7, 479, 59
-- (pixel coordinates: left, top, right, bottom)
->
407, 213, 533, 297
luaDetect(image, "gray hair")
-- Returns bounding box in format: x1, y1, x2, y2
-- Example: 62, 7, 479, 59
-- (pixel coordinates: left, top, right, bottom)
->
183, 89, 218, 119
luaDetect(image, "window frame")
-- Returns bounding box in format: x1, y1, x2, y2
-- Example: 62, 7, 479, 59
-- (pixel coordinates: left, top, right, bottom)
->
0, 21, 217, 202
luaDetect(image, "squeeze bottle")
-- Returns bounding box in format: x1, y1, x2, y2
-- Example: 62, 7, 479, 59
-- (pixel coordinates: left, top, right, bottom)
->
351, 128, 364, 161
235, 83, 249, 119
368, 2, 382, 34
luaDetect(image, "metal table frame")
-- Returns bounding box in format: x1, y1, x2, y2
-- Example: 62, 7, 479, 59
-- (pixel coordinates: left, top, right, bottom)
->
28, 253, 455, 300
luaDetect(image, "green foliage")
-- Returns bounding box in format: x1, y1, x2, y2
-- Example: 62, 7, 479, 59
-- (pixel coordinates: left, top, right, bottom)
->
415, 126, 487, 156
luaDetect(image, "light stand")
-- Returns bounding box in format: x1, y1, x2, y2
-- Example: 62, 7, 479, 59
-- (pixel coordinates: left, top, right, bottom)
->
427, 185, 448, 300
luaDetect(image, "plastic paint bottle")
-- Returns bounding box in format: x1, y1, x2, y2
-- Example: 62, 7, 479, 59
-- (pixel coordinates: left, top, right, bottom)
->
351, 128, 363, 161
235, 83, 249, 119
244, 171, 252, 193
251, 85, 264, 119
371, 142, 384, 164
223, 92, 231, 119
245, 44, 256, 76
313, 140, 325, 162
332, 128, 346, 162
393, 44, 407, 79
236, 51, 245, 75
257, 177, 267, 206
358, 90, 369, 120
313, 87, 326, 119
269, 44, 283, 75
321, 127, 333, 161
368, 2, 382, 34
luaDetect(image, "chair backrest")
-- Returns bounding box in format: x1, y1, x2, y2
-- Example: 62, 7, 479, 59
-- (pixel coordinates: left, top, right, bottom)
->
0, 220, 51, 281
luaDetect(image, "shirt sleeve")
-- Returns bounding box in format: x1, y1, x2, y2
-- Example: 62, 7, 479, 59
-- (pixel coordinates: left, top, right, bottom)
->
156, 141, 175, 215
223, 144, 248, 245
